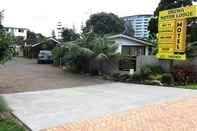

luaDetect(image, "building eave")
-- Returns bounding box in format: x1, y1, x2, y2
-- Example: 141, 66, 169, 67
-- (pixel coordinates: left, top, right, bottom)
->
108, 34, 154, 46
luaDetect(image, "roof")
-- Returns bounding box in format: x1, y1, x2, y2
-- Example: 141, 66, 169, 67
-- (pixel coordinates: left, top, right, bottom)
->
5, 26, 29, 31
122, 14, 153, 19
108, 34, 154, 46
31, 37, 62, 47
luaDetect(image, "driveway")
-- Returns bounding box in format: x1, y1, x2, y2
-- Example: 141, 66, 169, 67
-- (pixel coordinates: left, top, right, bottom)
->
3, 83, 197, 131
0, 57, 108, 94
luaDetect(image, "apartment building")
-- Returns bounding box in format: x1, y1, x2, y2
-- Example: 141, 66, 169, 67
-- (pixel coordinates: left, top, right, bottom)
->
122, 14, 152, 39
5, 27, 29, 41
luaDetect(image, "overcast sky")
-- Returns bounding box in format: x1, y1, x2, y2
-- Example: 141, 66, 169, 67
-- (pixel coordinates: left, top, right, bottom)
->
0, 0, 159, 36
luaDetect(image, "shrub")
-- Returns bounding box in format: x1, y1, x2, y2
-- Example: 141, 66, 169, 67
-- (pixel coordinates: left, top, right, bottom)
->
161, 73, 174, 85
148, 74, 162, 81
131, 73, 142, 83
151, 65, 164, 74
141, 65, 152, 77
111, 72, 121, 81
0, 96, 9, 113
119, 74, 131, 82
56, 35, 119, 75
0, 32, 12, 63
140, 65, 164, 80
52, 47, 61, 66
173, 64, 196, 84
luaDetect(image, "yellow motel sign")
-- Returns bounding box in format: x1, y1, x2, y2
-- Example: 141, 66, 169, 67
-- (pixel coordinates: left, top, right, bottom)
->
159, 5, 197, 21
175, 19, 187, 53
157, 5, 197, 60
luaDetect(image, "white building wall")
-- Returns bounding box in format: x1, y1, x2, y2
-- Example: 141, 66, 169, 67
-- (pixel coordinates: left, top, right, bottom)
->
112, 38, 147, 54
7, 27, 28, 40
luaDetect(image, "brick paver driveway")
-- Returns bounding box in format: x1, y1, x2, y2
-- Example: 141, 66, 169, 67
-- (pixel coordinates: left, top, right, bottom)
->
0, 57, 108, 94
43, 96, 197, 131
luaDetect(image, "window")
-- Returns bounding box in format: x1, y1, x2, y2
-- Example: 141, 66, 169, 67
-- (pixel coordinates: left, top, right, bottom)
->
136, 22, 141, 25
136, 25, 141, 28
136, 19, 142, 22
18, 29, 24, 33
144, 19, 149, 21
135, 31, 142, 33
135, 28, 142, 31
122, 46, 145, 56
122, 46, 130, 56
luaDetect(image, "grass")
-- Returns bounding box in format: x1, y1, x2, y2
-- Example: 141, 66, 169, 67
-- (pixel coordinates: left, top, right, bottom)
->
0, 96, 26, 131
177, 84, 197, 90
0, 118, 25, 131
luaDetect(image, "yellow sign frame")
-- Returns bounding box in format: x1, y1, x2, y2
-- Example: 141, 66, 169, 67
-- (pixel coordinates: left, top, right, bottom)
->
159, 5, 197, 21
157, 5, 197, 61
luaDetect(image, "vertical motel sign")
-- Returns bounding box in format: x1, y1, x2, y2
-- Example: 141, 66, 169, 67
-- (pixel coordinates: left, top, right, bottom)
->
157, 5, 197, 60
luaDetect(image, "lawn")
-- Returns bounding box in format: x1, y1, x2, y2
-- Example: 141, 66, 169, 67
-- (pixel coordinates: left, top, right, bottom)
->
177, 84, 197, 90
0, 96, 25, 131
0, 118, 25, 131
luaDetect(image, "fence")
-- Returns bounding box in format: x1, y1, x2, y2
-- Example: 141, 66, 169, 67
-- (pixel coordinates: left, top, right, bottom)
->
136, 55, 197, 73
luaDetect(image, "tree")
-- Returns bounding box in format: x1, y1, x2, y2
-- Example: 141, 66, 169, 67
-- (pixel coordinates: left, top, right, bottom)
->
26, 31, 45, 45
0, 25, 12, 63
123, 22, 135, 37
52, 32, 119, 74
14, 36, 25, 45
26, 31, 38, 45
148, 0, 193, 35
51, 30, 56, 39
148, 18, 158, 41
186, 18, 197, 57
62, 28, 79, 42
154, 0, 192, 16
83, 12, 125, 36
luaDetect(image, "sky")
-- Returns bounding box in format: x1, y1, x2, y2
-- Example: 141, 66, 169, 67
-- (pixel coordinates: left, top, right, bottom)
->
0, 0, 159, 36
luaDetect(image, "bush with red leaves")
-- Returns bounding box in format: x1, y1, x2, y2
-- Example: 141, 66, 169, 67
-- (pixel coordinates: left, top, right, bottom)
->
173, 64, 197, 84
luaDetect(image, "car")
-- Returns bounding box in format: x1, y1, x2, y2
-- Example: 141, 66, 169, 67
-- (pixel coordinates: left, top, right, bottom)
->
37, 50, 53, 64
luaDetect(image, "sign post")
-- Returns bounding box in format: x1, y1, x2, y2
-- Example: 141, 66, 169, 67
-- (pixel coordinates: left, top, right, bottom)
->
157, 5, 197, 61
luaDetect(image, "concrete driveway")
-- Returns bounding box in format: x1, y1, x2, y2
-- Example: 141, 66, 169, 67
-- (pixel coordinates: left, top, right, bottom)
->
0, 57, 108, 94
3, 83, 197, 131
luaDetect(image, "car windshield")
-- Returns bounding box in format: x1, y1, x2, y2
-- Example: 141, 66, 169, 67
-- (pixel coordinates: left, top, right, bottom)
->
39, 51, 51, 55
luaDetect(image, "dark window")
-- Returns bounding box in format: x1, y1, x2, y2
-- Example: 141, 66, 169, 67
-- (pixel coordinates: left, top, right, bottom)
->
122, 46, 130, 56
18, 29, 24, 33
122, 46, 145, 56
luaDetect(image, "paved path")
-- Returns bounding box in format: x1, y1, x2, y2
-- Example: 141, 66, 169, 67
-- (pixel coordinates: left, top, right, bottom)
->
3, 83, 197, 131
0, 57, 108, 94
43, 96, 197, 131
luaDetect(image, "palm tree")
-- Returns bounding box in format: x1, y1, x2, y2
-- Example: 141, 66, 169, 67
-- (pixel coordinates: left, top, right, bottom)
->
89, 36, 119, 75
60, 33, 119, 74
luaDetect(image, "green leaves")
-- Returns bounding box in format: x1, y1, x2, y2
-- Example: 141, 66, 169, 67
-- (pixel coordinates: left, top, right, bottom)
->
0, 27, 12, 63
62, 28, 79, 42
0, 96, 9, 113
52, 33, 119, 74
154, 0, 193, 16
83, 12, 124, 35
